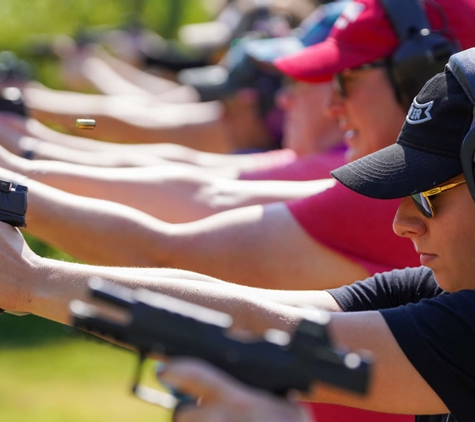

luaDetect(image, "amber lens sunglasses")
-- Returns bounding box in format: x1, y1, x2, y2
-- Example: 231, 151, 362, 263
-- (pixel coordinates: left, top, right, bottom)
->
410, 180, 467, 218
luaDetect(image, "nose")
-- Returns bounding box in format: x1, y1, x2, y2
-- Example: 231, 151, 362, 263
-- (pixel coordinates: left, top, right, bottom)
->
393, 197, 427, 239
325, 87, 346, 119
275, 85, 293, 111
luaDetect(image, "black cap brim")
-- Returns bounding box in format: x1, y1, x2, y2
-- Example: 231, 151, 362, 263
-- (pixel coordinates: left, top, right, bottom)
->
331, 142, 463, 199
177, 65, 231, 102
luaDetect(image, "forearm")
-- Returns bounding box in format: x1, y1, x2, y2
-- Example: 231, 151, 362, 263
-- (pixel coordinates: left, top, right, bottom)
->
91, 46, 187, 96
22, 178, 174, 266
23, 256, 305, 332
80, 55, 170, 98
205, 178, 335, 213
80, 56, 198, 102
4, 198, 340, 327
23, 139, 261, 174
5, 115, 258, 171
25, 117, 123, 151
0, 168, 368, 289
142, 143, 271, 171
26, 141, 169, 167
0, 116, 226, 167
1, 150, 333, 222
25, 87, 233, 151
32, 108, 233, 152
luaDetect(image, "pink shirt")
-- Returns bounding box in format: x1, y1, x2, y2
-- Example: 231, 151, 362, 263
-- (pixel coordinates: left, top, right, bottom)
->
239, 147, 346, 181
286, 182, 420, 274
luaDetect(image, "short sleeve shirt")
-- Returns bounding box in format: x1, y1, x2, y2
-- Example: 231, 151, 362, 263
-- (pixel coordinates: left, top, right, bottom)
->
328, 267, 475, 421
239, 148, 346, 181
286, 183, 421, 274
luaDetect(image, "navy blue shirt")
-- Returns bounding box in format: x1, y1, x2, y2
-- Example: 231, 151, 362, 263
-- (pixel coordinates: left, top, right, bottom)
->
328, 267, 475, 422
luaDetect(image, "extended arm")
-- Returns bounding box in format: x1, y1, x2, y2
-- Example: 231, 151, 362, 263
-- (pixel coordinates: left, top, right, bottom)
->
0, 221, 342, 327
159, 311, 448, 418
68, 45, 200, 101
0, 114, 278, 172
0, 223, 446, 415
0, 146, 333, 222
0, 167, 368, 289
22, 85, 233, 152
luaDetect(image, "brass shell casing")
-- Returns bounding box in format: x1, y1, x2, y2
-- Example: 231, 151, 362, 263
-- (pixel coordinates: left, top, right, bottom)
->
76, 119, 96, 130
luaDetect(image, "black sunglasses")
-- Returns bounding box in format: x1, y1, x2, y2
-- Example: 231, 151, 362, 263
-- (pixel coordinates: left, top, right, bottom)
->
333, 60, 388, 98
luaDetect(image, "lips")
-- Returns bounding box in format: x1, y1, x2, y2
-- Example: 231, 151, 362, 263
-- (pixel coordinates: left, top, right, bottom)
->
419, 252, 437, 267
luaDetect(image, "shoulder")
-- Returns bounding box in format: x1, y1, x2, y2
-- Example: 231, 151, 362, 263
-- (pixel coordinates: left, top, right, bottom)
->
380, 287, 475, 419
328, 266, 437, 311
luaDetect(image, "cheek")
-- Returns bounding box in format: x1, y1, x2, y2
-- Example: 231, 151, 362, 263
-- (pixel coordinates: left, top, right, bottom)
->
367, 106, 406, 149
433, 206, 475, 282
345, 130, 375, 161
446, 222, 475, 258
436, 238, 475, 292
286, 100, 314, 130
284, 122, 315, 155
282, 114, 302, 149
347, 97, 405, 151
358, 119, 397, 155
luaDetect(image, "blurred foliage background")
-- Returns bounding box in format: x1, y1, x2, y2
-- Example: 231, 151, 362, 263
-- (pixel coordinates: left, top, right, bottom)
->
0, 0, 210, 88
0, 1, 210, 421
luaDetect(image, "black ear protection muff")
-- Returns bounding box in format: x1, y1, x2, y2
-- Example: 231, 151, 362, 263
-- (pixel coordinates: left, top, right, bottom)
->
448, 48, 475, 203
380, 0, 458, 109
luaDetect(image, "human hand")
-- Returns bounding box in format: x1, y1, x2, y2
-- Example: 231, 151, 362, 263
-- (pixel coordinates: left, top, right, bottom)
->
0, 113, 30, 156
158, 358, 312, 422
0, 222, 37, 314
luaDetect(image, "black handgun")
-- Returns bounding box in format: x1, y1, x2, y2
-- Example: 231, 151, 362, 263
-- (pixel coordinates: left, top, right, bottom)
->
70, 278, 371, 408
0, 179, 28, 228
0, 87, 28, 117
0, 179, 28, 315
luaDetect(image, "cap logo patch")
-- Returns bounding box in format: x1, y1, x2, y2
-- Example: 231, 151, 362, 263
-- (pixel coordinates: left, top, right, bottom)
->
406, 99, 434, 124
334, 3, 365, 30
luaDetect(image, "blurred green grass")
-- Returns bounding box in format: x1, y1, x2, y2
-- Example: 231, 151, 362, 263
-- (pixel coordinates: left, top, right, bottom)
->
0, 0, 209, 49
0, 314, 171, 422
0, 0, 209, 88
0, 1, 209, 420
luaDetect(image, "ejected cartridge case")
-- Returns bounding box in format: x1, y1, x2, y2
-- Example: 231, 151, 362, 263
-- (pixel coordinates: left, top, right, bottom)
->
76, 119, 96, 130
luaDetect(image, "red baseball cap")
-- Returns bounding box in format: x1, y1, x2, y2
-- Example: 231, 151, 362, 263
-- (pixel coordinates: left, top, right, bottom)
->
274, 0, 475, 83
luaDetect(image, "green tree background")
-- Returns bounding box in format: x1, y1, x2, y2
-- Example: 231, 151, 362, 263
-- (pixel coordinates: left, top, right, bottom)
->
0, 1, 210, 421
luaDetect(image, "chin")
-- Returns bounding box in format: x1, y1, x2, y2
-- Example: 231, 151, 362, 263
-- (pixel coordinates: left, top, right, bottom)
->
432, 273, 457, 293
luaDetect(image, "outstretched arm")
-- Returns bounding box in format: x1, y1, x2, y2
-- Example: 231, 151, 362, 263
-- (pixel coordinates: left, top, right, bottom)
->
72, 45, 200, 102
159, 307, 448, 417
0, 114, 277, 172
0, 167, 368, 289
0, 223, 446, 415
23, 85, 233, 152
0, 222, 340, 327
0, 146, 333, 222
